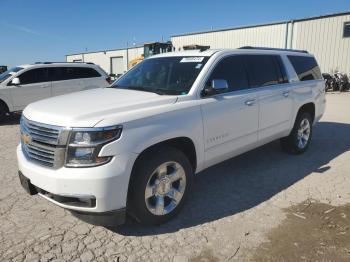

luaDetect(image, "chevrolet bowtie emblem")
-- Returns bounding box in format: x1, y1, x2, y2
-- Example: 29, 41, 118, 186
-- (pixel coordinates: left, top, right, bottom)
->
22, 133, 32, 145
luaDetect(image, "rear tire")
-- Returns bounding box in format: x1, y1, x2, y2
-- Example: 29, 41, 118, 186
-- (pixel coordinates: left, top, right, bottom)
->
281, 112, 313, 154
128, 146, 193, 225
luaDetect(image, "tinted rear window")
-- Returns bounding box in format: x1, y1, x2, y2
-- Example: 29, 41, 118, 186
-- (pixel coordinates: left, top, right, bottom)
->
245, 55, 284, 88
77, 67, 101, 78
287, 55, 322, 81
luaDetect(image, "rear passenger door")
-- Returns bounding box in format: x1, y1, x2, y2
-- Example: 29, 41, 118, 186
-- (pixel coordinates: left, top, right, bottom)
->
78, 67, 106, 89
49, 67, 84, 96
49, 67, 104, 97
10, 68, 51, 110
244, 55, 293, 143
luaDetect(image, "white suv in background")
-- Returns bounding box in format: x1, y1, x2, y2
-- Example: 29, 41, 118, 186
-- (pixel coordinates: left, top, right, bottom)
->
0, 62, 110, 121
17, 47, 326, 226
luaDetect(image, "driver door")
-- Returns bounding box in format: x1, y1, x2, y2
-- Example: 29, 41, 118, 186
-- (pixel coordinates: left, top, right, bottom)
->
200, 55, 259, 168
10, 68, 51, 110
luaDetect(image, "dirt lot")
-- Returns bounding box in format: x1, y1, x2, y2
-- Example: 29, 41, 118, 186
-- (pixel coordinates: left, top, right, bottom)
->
1, 93, 350, 262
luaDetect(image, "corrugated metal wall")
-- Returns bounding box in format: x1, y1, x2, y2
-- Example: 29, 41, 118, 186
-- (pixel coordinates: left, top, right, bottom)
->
171, 23, 287, 50
66, 46, 144, 74
292, 14, 350, 74
67, 13, 350, 75
171, 13, 350, 75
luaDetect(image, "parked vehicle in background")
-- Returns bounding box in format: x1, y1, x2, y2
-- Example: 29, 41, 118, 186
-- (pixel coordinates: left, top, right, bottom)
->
334, 72, 350, 92
322, 72, 350, 92
17, 48, 325, 226
322, 73, 333, 92
0, 66, 7, 74
0, 62, 110, 122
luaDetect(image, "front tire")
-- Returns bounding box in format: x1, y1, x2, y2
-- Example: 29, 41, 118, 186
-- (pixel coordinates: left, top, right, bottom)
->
128, 146, 193, 225
281, 112, 313, 154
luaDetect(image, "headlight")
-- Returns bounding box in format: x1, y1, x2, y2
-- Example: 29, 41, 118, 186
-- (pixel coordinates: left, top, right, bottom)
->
65, 125, 122, 167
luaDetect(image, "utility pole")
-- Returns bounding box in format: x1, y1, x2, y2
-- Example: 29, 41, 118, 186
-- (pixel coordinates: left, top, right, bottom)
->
126, 41, 129, 70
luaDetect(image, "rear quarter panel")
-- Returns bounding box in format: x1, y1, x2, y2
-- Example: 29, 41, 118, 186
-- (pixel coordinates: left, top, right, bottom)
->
289, 79, 325, 128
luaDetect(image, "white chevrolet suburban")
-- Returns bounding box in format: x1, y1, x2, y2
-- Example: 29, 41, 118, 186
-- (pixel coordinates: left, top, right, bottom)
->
0, 62, 110, 121
17, 47, 326, 225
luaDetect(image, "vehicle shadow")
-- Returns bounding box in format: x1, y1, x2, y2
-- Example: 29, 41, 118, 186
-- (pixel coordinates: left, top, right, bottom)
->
0, 113, 21, 126
111, 121, 350, 236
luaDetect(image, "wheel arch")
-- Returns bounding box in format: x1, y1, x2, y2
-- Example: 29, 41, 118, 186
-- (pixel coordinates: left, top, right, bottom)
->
0, 98, 10, 113
132, 136, 197, 173
126, 136, 197, 216
297, 102, 315, 122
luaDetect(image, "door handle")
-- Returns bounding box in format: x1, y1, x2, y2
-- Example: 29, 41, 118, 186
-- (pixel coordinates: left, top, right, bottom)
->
283, 91, 290, 97
245, 99, 256, 106
41, 85, 50, 88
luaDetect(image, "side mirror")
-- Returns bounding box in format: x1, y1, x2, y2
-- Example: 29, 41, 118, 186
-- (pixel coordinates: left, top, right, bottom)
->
11, 77, 20, 86
202, 79, 228, 97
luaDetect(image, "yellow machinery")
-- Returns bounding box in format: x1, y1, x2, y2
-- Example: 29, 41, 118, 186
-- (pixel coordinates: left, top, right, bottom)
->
128, 54, 144, 68
127, 43, 210, 69
128, 42, 173, 68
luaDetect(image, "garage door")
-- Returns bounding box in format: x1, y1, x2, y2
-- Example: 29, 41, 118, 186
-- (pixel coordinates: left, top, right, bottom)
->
110, 57, 124, 75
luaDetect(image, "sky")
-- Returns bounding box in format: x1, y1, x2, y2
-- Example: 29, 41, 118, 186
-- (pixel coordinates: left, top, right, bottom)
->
0, 0, 349, 67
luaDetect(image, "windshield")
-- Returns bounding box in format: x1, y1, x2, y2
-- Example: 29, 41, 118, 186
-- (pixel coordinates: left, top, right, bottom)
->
112, 56, 209, 95
0, 67, 23, 83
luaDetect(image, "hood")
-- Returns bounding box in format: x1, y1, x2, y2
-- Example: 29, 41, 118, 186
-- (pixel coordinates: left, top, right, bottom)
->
23, 88, 178, 127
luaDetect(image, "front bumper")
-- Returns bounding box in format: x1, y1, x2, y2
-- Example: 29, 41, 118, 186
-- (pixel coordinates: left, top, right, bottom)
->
17, 144, 137, 214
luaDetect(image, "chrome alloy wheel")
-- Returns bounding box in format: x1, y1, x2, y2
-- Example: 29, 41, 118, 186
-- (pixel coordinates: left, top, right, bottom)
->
145, 161, 186, 216
297, 118, 311, 149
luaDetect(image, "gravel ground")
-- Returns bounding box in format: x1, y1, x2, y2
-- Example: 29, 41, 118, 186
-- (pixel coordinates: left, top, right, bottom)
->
1, 93, 350, 262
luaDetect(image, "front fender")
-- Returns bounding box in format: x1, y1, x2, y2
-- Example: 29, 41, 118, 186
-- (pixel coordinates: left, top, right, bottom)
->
99, 106, 205, 173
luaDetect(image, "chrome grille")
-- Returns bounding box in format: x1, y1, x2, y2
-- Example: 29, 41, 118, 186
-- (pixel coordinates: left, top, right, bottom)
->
20, 116, 70, 169
22, 142, 55, 167
21, 117, 60, 145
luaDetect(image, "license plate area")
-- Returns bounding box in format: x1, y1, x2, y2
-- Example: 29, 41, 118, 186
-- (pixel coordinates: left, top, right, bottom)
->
18, 171, 38, 195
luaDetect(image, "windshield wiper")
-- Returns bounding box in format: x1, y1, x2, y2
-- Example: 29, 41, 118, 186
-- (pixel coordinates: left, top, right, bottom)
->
112, 85, 167, 95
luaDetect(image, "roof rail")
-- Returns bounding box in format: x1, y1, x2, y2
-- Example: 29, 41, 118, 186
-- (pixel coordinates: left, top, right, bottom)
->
239, 46, 308, 54
33, 61, 95, 65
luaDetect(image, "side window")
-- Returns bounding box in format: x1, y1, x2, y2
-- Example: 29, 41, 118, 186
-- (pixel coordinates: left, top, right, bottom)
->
48, 67, 64, 82
65, 67, 78, 80
206, 55, 249, 93
288, 55, 322, 81
244, 55, 281, 88
76, 67, 101, 78
48, 67, 100, 81
18, 68, 48, 85
48, 67, 77, 81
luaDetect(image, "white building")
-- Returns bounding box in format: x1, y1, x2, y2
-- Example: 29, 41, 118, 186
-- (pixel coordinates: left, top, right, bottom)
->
67, 11, 350, 75
66, 46, 144, 76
